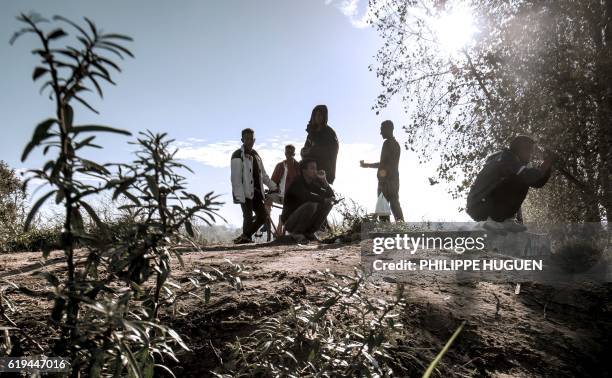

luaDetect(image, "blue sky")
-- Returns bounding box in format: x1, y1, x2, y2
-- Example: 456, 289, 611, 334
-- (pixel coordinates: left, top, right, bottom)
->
1, 0, 469, 226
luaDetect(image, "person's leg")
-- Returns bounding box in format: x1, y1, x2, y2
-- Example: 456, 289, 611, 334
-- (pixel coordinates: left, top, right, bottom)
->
305, 201, 333, 234
382, 179, 404, 222
240, 199, 254, 237
487, 179, 528, 221
284, 202, 318, 234
246, 198, 268, 238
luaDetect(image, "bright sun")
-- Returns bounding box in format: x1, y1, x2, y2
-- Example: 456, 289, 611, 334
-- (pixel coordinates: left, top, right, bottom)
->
433, 6, 477, 52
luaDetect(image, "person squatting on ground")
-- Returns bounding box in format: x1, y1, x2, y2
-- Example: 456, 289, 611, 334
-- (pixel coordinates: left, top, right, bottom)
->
466, 135, 556, 232
360, 120, 405, 222
301, 104, 339, 184
231, 128, 278, 244
281, 158, 335, 242
270, 144, 301, 204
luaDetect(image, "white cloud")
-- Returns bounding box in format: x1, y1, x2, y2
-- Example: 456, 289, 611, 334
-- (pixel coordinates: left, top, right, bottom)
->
325, 0, 396, 29
175, 140, 239, 168
326, 0, 374, 28
175, 136, 467, 224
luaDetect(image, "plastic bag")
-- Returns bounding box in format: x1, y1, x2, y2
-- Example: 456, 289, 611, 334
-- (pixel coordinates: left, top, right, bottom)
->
375, 193, 391, 216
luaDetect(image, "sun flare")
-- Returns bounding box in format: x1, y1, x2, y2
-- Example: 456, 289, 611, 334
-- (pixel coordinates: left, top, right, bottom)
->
433, 6, 477, 52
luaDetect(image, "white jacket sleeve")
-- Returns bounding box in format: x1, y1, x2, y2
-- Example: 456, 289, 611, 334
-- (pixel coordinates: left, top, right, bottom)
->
231, 157, 245, 203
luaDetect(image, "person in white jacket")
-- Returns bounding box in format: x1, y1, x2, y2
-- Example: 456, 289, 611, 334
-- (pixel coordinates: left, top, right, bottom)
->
231, 128, 277, 244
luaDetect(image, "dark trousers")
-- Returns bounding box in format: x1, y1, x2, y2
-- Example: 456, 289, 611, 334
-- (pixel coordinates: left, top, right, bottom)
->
240, 194, 267, 238
378, 179, 404, 222
467, 178, 528, 222
284, 201, 333, 234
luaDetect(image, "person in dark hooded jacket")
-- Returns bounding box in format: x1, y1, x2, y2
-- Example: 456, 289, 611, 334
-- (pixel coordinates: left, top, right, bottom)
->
300, 105, 339, 184
466, 135, 555, 231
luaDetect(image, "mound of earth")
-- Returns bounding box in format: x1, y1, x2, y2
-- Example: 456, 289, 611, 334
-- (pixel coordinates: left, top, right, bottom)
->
0, 241, 610, 377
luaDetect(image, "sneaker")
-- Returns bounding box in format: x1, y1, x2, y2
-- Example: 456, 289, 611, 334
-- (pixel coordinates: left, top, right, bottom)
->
305, 233, 320, 242
481, 218, 527, 234
233, 235, 254, 244
481, 219, 508, 235
502, 219, 527, 233
289, 233, 307, 243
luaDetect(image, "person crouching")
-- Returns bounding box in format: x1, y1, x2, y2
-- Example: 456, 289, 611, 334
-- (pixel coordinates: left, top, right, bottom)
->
281, 158, 335, 242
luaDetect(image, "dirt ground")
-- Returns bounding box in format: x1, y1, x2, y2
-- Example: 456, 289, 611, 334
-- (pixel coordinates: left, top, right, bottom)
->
0, 241, 611, 377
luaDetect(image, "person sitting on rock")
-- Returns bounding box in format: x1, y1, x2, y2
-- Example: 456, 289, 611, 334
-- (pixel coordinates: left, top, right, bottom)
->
466, 135, 555, 232
281, 158, 335, 242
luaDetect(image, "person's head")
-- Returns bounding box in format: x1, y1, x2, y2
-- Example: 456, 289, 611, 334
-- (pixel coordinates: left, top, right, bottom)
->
509, 135, 536, 163
309, 105, 328, 130
285, 144, 296, 160
241, 128, 255, 152
299, 158, 318, 182
380, 120, 394, 139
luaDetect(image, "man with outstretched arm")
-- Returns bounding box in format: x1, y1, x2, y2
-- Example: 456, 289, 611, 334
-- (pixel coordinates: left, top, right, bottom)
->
360, 120, 405, 222
466, 135, 555, 232
231, 128, 277, 244
281, 158, 335, 242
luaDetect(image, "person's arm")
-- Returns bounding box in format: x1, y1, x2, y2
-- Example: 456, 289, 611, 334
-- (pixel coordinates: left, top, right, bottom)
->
259, 157, 278, 192
315, 170, 335, 199
360, 160, 379, 168
517, 152, 555, 188
270, 162, 283, 185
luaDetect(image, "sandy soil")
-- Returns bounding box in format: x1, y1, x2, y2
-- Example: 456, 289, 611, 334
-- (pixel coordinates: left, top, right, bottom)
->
0, 242, 610, 377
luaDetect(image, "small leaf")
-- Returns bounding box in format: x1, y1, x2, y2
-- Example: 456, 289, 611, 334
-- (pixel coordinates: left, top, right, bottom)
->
64, 104, 74, 129
22, 118, 57, 161
72, 94, 99, 114
24, 190, 55, 231
46, 28, 67, 40
71, 125, 131, 136
99, 41, 134, 58
79, 200, 105, 230
146, 175, 159, 197
185, 220, 194, 237
102, 33, 133, 41
32, 67, 48, 81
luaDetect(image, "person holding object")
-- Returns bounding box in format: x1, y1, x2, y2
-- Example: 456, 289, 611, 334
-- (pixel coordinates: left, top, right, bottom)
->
360, 120, 404, 222
281, 158, 335, 242
466, 135, 555, 232
231, 128, 278, 244
300, 105, 339, 184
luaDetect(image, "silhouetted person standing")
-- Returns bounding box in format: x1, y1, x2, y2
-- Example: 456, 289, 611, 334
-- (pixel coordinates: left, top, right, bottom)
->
301, 105, 339, 184
466, 135, 555, 232
360, 120, 404, 222
231, 128, 277, 243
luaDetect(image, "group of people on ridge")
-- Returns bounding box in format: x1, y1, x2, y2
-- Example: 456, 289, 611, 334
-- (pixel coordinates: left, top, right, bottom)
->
230, 104, 556, 244
230, 105, 343, 244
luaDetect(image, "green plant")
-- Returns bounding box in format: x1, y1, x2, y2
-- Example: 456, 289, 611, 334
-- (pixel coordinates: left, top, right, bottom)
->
221, 268, 412, 377
2, 226, 61, 253
10, 13, 225, 377
325, 196, 373, 243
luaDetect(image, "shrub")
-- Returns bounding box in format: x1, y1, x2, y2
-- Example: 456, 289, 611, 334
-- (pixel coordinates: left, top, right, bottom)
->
2, 226, 61, 253
220, 269, 413, 377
